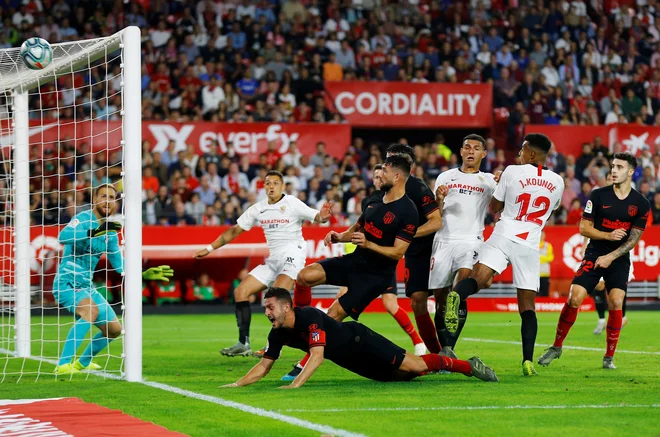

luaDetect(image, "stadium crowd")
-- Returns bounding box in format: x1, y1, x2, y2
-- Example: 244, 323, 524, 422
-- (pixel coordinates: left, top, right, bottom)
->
0, 0, 658, 227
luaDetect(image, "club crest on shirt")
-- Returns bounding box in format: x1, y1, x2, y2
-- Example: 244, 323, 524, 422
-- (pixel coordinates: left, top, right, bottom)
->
628, 205, 637, 216
384, 211, 395, 224
280, 205, 287, 212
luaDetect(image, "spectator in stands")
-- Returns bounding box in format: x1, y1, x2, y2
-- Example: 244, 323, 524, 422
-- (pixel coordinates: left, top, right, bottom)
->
651, 192, 660, 224
566, 198, 583, 225
169, 201, 196, 226
222, 163, 249, 195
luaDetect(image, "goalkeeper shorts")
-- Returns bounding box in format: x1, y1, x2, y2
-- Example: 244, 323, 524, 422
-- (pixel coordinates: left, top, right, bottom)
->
53, 282, 118, 325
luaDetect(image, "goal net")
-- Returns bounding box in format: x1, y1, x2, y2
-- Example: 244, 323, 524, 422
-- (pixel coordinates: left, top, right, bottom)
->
0, 26, 142, 382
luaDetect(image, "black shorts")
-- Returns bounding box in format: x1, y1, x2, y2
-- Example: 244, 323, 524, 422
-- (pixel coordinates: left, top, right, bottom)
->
404, 253, 431, 297
319, 255, 395, 320
572, 253, 631, 293
334, 323, 406, 382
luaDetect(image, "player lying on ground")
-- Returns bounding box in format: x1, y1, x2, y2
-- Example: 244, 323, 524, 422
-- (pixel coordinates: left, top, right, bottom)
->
430, 134, 499, 359
282, 155, 420, 380
538, 152, 650, 370
195, 170, 331, 357
385, 144, 444, 355
443, 133, 565, 376
54, 184, 174, 375
221, 288, 498, 388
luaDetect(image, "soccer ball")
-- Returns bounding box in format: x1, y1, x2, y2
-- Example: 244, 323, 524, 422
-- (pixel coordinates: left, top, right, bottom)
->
19, 37, 53, 70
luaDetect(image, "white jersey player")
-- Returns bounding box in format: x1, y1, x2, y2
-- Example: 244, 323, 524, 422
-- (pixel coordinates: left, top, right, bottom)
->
195, 170, 331, 356
443, 134, 565, 376
429, 135, 498, 357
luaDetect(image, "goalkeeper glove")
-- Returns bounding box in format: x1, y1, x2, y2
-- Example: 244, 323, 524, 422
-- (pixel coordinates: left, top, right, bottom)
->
89, 221, 122, 238
142, 265, 174, 282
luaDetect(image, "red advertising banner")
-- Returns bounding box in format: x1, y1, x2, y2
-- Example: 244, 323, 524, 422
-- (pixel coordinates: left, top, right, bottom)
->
18, 121, 351, 162
11, 225, 659, 286
324, 82, 493, 128
527, 124, 660, 158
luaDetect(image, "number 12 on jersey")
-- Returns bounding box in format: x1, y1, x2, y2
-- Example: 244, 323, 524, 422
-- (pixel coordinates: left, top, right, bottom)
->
514, 193, 550, 226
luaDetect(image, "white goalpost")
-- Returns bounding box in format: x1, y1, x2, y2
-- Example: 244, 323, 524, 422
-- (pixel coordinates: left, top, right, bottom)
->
0, 26, 142, 382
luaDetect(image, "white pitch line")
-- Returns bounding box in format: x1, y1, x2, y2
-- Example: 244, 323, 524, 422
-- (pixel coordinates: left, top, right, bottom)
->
0, 349, 366, 437
461, 337, 660, 355
277, 404, 660, 413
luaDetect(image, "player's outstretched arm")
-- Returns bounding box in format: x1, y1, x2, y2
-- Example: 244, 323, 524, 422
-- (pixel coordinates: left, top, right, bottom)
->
313, 201, 332, 224
194, 225, 245, 259
221, 358, 275, 388
579, 219, 627, 241
353, 233, 410, 260
281, 346, 324, 389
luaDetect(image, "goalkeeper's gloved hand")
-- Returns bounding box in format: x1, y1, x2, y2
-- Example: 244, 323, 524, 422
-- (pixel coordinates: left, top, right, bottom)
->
142, 265, 174, 282
89, 221, 122, 238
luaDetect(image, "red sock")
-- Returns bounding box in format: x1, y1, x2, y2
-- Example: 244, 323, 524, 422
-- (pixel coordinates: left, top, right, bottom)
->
298, 353, 310, 368
415, 313, 441, 353
293, 283, 312, 307
554, 304, 579, 347
393, 308, 423, 346
605, 310, 623, 358
421, 354, 472, 376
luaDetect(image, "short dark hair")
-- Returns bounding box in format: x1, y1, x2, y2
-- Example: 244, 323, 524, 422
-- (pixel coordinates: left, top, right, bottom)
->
94, 183, 117, 197
383, 155, 412, 176
463, 134, 486, 148
264, 287, 293, 306
373, 163, 383, 171
524, 133, 552, 154
386, 143, 414, 162
613, 152, 638, 169
265, 170, 284, 181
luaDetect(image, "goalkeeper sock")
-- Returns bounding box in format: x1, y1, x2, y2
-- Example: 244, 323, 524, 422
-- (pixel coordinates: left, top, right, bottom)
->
59, 318, 92, 366
79, 331, 114, 367
235, 301, 251, 345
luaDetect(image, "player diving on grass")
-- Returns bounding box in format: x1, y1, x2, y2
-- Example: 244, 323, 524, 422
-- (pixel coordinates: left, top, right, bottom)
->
54, 184, 174, 375
195, 170, 332, 357
221, 287, 498, 388
538, 152, 650, 370
430, 134, 499, 359
443, 133, 565, 376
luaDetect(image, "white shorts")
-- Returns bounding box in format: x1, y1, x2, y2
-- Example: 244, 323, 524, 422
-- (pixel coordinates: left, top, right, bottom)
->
249, 244, 306, 287
478, 234, 540, 292
429, 240, 480, 289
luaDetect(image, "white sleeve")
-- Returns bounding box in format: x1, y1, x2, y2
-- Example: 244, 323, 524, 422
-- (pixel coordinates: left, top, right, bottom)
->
488, 174, 498, 195
553, 176, 565, 211
493, 167, 510, 202
237, 204, 259, 231
291, 197, 319, 223
434, 172, 449, 192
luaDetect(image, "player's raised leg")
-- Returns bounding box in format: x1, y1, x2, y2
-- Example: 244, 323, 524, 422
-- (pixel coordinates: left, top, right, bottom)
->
445, 262, 497, 334
538, 283, 590, 366
382, 291, 426, 355
222, 274, 268, 356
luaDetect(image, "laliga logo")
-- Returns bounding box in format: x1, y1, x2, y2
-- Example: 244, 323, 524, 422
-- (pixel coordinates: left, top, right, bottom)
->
30, 235, 62, 273
148, 124, 299, 155
563, 232, 659, 270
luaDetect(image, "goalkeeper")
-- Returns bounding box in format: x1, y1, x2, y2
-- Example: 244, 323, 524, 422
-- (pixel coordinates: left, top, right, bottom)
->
53, 184, 173, 375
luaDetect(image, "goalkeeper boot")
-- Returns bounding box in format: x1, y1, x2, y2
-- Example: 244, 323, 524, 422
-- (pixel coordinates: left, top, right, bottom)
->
54, 363, 80, 376
220, 342, 253, 357
444, 291, 460, 334
522, 360, 538, 376
281, 364, 302, 381
603, 356, 616, 370
73, 360, 102, 371
537, 346, 562, 367
593, 319, 606, 335
467, 357, 499, 382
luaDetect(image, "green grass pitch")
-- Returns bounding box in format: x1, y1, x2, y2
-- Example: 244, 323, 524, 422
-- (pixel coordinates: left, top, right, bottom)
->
2, 311, 659, 436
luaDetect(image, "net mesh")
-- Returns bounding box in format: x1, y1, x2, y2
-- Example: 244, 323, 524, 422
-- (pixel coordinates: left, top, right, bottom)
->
0, 33, 128, 382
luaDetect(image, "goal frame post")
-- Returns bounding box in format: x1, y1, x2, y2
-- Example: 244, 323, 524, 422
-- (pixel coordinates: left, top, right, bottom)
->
7, 26, 142, 381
